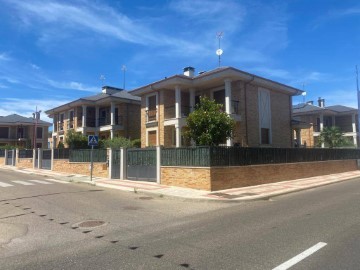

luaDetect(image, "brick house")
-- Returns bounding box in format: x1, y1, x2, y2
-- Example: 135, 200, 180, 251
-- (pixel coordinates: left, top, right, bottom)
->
293, 98, 359, 147
45, 86, 141, 147
129, 66, 303, 148
0, 114, 51, 148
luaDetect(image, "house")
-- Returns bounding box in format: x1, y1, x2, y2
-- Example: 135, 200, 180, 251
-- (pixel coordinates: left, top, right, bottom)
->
45, 86, 141, 147
129, 66, 303, 148
293, 98, 359, 147
0, 114, 51, 148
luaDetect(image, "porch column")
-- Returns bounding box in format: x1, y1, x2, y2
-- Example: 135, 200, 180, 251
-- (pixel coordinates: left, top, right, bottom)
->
319, 114, 324, 148
82, 105, 87, 127
352, 114, 357, 146
225, 79, 232, 115
190, 88, 195, 112
175, 85, 181, 119
175, 124, 181, 147
110, 102, 115, 125
225, 79, 233, 146
52, 118, 56, 135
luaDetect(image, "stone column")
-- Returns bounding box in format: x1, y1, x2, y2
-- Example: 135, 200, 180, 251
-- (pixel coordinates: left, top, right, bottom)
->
120, 148, 127, 180
156, 146, 161, 184
175, 124, 181, 148
175, 86, 181, 119
225, 79, 232, 115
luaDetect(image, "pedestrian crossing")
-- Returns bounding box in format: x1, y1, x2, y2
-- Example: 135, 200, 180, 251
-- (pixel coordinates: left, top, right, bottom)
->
0, 179, 60, 188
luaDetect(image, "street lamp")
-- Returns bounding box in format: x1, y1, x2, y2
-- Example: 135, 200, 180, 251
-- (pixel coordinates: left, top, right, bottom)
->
32, 107, 41, 149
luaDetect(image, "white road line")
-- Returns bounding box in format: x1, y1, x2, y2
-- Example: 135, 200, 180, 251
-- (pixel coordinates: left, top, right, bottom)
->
0, 181, 13, 187
12, 180, 35, 186
272, 242, 327, 270
29, 180, 53, 185
45, 179, 70, 184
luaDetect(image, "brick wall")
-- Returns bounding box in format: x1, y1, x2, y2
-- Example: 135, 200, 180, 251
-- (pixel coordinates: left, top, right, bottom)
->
0, 157, 4, 165
17, 158, 33, 169
161, 160, 358, 191
53, 160, 108, 178
141, 98, 147, 147
161, 167, 211, 190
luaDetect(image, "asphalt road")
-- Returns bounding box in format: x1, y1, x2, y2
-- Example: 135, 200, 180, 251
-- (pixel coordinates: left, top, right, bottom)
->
1, 168, 360, 269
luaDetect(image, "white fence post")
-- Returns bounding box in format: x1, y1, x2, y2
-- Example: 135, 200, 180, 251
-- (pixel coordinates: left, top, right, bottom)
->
156, 146, 161, 184
12, 149, 16, 166
4, 149, 8, 165
37, 148, 42, 169
16, 148, 19, 166
51, 148, 54, 170
32, 149, 36, 169
108, 148, 112, 179
120, 148, 127, 180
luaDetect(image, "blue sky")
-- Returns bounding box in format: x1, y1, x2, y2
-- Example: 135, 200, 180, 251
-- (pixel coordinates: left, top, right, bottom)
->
0, 0, 360, 123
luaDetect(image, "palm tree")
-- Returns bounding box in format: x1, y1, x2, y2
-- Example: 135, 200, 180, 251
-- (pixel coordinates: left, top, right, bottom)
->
317, 126, 351, 148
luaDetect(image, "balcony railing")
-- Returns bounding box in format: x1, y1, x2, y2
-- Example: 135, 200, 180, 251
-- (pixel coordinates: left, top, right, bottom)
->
98, 115, 123, 126
146, 109, 157, 122
231, 100, 240, 115
164, 106, 191, 119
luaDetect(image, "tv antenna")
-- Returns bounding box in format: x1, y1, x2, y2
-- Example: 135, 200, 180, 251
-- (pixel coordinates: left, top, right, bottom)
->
216, 31, 224, 67
121, 65, 127, 90
99, 74, 106, 86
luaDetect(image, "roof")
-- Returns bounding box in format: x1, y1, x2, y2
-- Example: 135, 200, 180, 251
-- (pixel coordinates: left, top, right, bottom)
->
0, 114, 51, 126
45, 87, 140, 115
130, 66, 304, 97
293, 103, 358, 115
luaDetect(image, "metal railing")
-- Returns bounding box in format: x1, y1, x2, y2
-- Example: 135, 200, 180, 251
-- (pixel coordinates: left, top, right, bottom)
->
161, 146, 360, 167
146, 109, 157, 122
69, 149, 107, 162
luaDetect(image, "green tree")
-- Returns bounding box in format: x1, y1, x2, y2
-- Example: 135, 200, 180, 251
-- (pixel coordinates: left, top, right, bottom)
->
65, 130, 88, 149
185, 96, 235, 146
317, 126, 353, 148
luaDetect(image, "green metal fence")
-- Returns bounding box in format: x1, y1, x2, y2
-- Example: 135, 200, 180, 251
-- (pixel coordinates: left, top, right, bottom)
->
161, 147, 211, 167
53, 149, 70, 159
19, 149, 33, 158
69, 149, 107, 162
0, 149, 4, 157
161, 146, 360, 167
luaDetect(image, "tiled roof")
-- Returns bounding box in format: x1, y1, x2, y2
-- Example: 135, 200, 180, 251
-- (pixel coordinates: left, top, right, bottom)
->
293, 103, 358, 114
326, 105, 357, 113
0, 114, 51, 125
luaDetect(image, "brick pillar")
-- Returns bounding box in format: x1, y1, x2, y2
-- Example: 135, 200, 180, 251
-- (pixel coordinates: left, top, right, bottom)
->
156, 146, 161, 184
120, 147, 127, 180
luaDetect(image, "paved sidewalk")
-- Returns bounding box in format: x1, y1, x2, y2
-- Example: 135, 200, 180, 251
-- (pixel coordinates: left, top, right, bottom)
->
1, 165, 360, 201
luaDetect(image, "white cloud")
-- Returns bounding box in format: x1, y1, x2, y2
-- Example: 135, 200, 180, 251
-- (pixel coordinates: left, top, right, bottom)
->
0, 98, 71, 123
0, 53, 10, 61
46, 79, 99, 92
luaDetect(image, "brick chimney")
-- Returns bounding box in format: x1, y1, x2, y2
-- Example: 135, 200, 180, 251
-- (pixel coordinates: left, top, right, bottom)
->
318, 97, 325, 107
183, 66, 195, 78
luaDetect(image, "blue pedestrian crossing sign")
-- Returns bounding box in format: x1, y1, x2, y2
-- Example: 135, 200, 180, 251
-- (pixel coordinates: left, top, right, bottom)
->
88, 135, 99, 146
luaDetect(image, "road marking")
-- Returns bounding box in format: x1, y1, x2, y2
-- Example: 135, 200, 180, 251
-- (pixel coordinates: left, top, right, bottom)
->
45, 179, 70, 184
29, 180, 53, 185
0, 181, 13, 187
12, 180, 35, 186
272, 242, 327, 270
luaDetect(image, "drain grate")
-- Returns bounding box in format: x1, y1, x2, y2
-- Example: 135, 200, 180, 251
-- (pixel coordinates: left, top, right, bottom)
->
211, 192, 258, 199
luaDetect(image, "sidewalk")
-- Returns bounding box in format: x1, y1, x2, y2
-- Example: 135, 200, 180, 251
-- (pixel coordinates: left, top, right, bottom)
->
2, 165, 360, 201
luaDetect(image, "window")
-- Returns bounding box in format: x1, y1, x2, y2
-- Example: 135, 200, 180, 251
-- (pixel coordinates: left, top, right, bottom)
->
0, 127, 9, 138
258, 88, 272, 145
213, 89, 225, 108
18, 126, 25, 138
69, 110, 74, 129
36, 127, 43, 139
59, 113, 64, 131
261, 128, 270, 144
148, 130, 157, 146
146, 95, 157, 122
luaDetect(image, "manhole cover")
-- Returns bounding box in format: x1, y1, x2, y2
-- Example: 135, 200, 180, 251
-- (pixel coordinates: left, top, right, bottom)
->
76, 220, 106, 228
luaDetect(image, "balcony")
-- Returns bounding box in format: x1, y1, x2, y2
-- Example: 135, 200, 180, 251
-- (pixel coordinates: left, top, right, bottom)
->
164, 106, 191, 119
98, 115, 123, 126
146, 109, 157, 122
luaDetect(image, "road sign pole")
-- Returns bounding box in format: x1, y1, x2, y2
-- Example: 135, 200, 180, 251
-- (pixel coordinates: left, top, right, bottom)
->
90, 145, 94, 182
